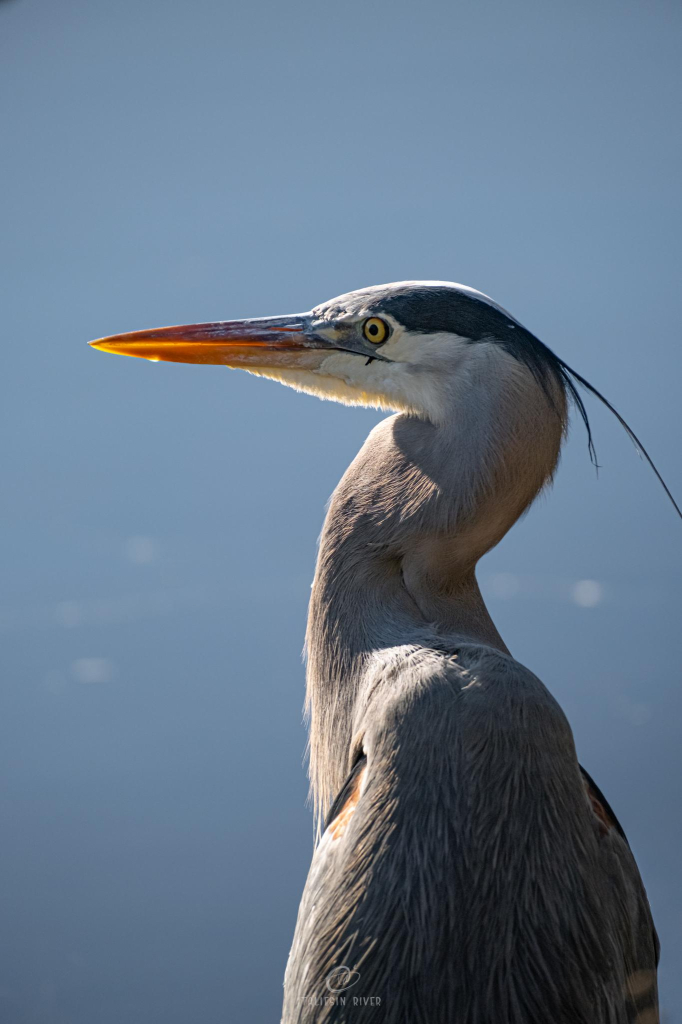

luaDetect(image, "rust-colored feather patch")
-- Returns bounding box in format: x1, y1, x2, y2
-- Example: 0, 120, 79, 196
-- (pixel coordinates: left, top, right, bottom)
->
583, 776, 616, 837
328, 764, 366, 841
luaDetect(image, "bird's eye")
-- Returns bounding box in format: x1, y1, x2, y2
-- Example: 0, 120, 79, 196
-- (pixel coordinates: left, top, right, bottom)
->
363, 317, 389, 344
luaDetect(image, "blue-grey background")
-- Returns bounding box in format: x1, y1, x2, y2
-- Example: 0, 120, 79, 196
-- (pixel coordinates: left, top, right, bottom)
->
1, 1, 680, 1020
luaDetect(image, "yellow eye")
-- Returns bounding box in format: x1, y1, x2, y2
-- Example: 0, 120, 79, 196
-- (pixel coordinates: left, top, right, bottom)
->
363, 317, 389, 344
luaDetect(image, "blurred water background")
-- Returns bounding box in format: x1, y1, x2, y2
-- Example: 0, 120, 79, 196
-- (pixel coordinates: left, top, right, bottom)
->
1, 0, 681, 1020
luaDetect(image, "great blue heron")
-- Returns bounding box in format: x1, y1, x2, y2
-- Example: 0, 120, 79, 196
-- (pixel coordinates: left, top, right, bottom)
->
91, 280, 673, 1023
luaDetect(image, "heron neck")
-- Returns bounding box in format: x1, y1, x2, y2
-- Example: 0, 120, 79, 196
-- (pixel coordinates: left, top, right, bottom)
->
306, 362, 565, 817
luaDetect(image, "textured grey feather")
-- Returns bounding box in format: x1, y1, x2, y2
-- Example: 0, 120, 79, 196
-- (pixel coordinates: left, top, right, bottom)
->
285, 647, 657, 1023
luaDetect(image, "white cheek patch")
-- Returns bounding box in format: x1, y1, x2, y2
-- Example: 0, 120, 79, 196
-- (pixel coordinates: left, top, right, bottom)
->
236, 361, 404, 412
316, 352, 410, 409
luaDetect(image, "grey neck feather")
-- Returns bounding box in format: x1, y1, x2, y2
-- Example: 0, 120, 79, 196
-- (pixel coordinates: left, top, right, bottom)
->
305, 345, 566, 824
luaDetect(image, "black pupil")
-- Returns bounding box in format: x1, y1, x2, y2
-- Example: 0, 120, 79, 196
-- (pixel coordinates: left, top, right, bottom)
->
369, 323, 379, 335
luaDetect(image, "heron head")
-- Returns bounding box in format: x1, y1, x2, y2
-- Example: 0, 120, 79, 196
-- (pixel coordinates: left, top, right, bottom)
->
90, 280, 682, 514
90, 281, 570, 426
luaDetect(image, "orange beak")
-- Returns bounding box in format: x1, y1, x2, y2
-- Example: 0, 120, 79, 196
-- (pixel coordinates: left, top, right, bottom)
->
89, 314, 332, 368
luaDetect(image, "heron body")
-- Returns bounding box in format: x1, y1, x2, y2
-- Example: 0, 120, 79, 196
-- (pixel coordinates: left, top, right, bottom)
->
92, 281, 660, 1022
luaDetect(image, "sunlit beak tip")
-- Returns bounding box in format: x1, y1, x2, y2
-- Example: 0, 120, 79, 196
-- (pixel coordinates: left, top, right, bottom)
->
88, 336, 135, 358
